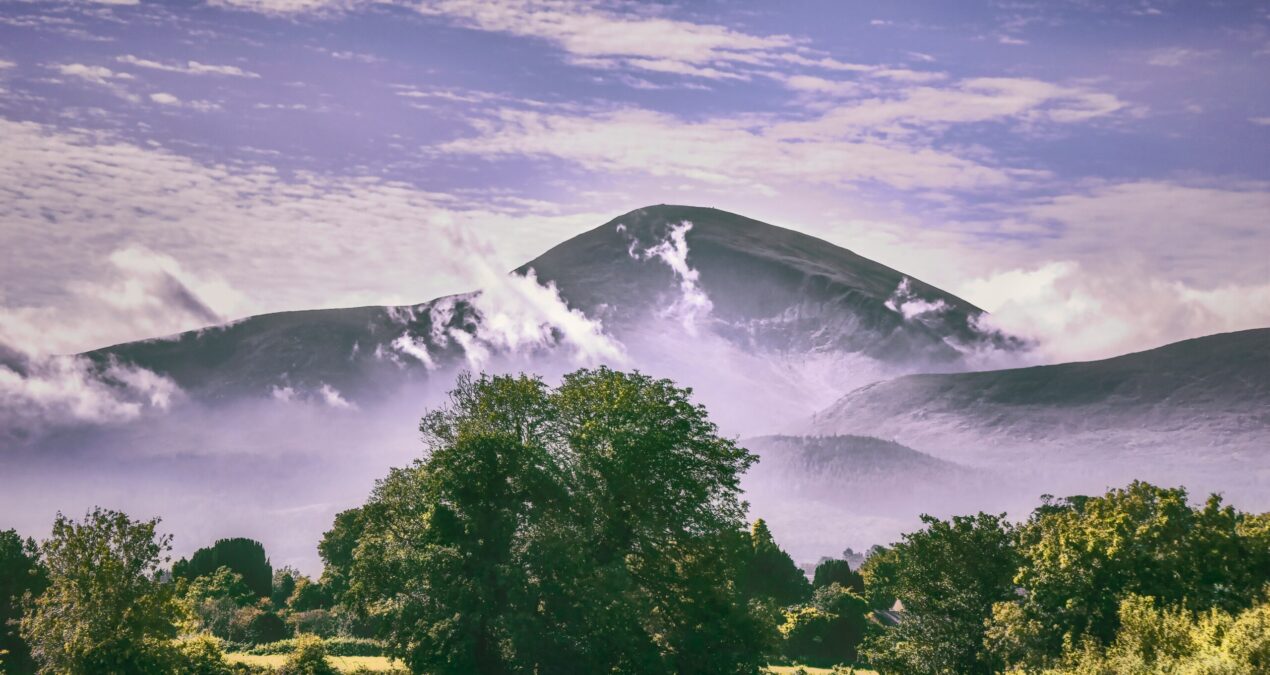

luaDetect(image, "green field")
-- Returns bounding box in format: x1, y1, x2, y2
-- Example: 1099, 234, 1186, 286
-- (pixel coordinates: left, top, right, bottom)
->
226, 653, 401, 672
766, 666, 876, 674
225, 653, 873, 674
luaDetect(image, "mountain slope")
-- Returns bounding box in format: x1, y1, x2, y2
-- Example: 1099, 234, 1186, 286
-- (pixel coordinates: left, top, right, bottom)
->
83, 204, 1014, 403
802, 328, 1270, 458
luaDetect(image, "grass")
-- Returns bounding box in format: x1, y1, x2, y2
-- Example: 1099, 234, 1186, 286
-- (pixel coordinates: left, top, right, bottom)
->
765, 666, 877, 674
226, 653, 400, 672
226, 653, 877, 674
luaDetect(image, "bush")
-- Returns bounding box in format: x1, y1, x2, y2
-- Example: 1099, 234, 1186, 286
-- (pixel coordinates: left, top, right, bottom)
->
244, 637, 385, 657
230, 606, 289, 645
286, 610, 339, 639
176, 633, 233, 675
277, 635, 338, 675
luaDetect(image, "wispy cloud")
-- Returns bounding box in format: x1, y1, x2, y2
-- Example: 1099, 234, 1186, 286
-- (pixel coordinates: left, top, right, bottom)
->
436, 77, 1124, 194
117, 54, 261, 78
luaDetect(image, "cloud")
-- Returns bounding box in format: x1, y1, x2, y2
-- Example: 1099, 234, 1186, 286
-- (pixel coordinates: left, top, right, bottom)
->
148, 92, 221, 111
410, 0, 799, 81
434, 225, 627, 368
0, 245, 242, 356
437, 76, 1122, 194
0, 351, 181, 443
1251, 116, 1270, 126
1145, 47, 1215, 67
624, 221, 712, 334
0, 117, 613, 348
117, 54, 261, 78
962, 261, 1270, 362
0, 244, 206, 441
1007, 181, 1270, 287
884, 277, 950, 321
54, 63, 133, 84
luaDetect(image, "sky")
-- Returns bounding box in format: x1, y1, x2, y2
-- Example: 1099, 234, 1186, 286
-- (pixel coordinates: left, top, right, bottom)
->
2, 0, 1269, 363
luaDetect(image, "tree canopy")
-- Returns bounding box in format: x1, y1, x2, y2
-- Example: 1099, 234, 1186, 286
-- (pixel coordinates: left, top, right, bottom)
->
341, 368, 764, 674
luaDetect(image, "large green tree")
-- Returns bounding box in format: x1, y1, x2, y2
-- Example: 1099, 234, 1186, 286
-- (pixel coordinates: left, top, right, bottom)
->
344, 368, 764, 674
0, 529, 47, 674
20, 508, 184, 674
860, 512, 1020, 675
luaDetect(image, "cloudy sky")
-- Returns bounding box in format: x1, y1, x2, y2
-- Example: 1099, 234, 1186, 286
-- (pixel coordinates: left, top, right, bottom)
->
2, 0, 1268, 362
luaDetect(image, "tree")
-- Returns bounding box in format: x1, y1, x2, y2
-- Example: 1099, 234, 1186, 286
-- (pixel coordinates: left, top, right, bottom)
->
740, 519, 812, 607
317, 507, 364, 606
986, 482, 1270, 668
351, 373, 558, 675
812, 558, 864, 595
182, 566, 255, 640
857, 545, 900, 610
345, 368, 764, 674
780, 584, 870, 666
20, 508, 184, 674
174, 538, 273, 598
288, 576, 331, 612
860, 513, 1020, 675
273, 566, 300, 608
0, 529, 46, 674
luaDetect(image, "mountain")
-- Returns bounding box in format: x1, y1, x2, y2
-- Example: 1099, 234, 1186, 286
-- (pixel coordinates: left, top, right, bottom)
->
520, 205, 1016, 361
82, 205, 1015, 405
801, 329, 1270, 464
740, 434, 1006, 563
743, 434, 984, 499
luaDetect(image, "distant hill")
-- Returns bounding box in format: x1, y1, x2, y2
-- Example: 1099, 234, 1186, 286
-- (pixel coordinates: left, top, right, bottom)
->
743, 434, 985, 502
802, 329, 1270, 463
741, 434, 1007, 564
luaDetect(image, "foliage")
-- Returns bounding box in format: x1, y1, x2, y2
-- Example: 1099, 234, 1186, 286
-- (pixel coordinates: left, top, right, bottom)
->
273, 566, 300, 608
230, 606, 290, 645
176, 538, 273, 598
176, 633, 235, 675
986, 482, 1270, 667
1033, 594, 1270, 674
0, 529, 46, 675
812, 559, 864, 595
19, 508, 185, 674
780, 584, 870, 666
860, 512, 1020, 675
856, 546, 900, 610
287, 609, 340, 638
742, 519, 813, 607
344, 368, 763, 674
277, 634, 339, 675
288, 576, 332, 612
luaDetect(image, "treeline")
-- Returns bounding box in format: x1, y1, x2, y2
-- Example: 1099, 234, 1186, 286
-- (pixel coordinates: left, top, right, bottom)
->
2, 368, 1269, 674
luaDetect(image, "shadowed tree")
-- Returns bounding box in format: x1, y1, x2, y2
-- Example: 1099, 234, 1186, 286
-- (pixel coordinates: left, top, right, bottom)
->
0, 529, 46, 675
174, 537, 273, 598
